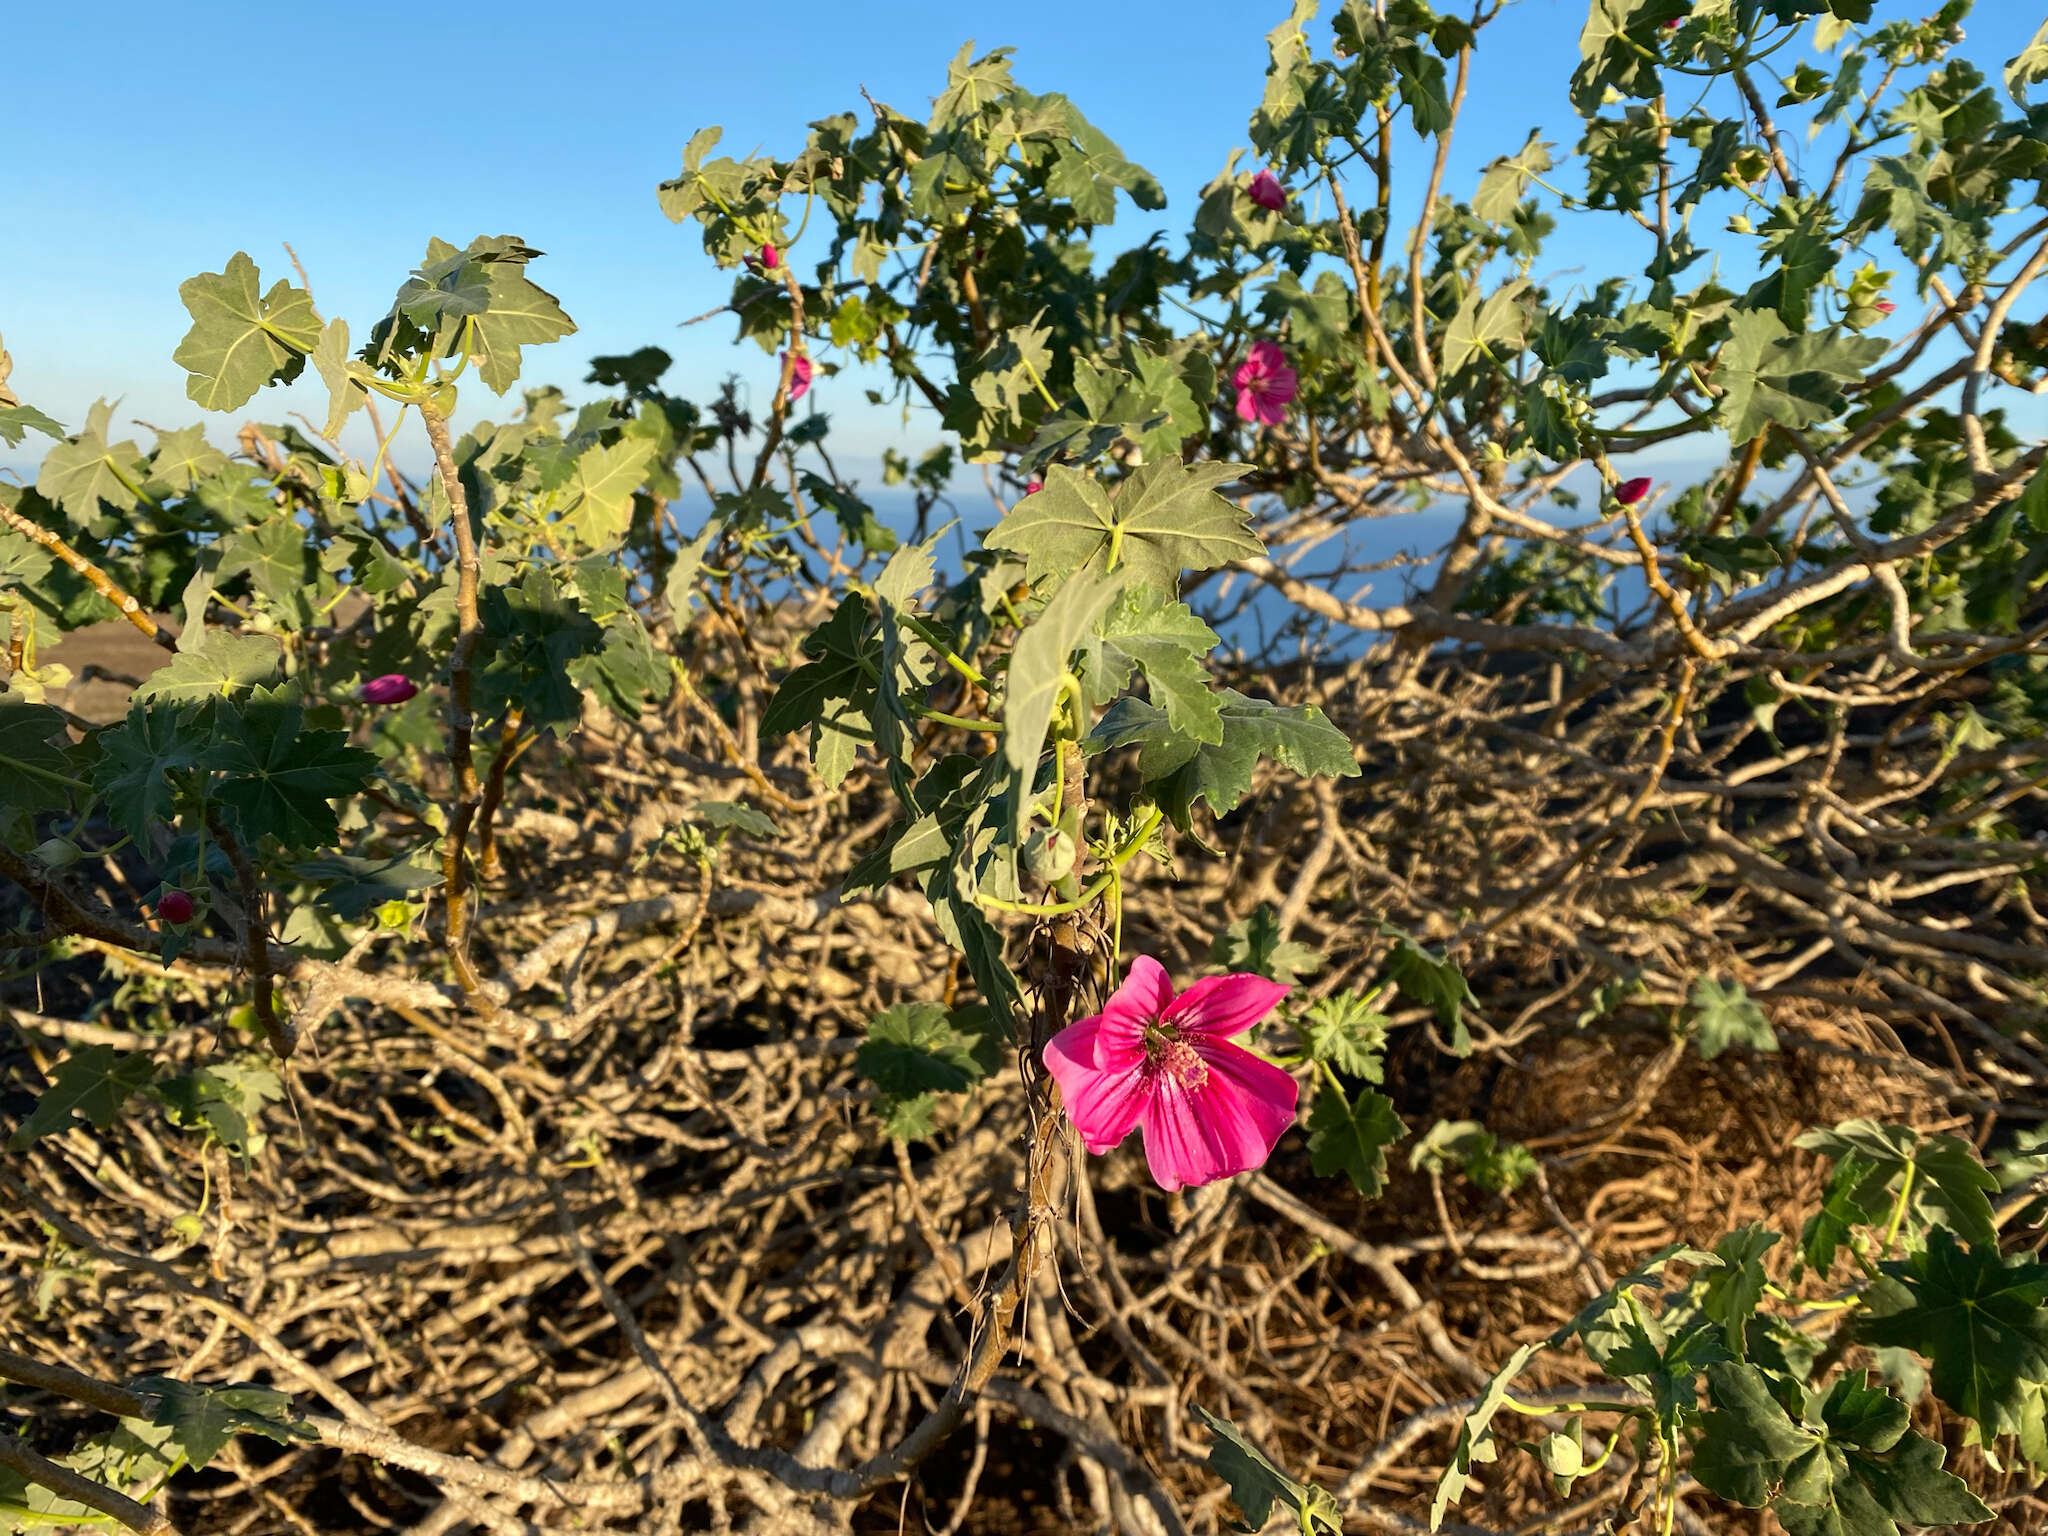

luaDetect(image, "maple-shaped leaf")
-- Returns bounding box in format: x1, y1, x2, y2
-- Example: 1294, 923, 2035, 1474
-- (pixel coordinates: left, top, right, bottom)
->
131, 1377, 306, 1471
0, 701, 83, 817
1383, 927, 1475, 1051
1087, 688, 1357, 831
1690, 976, 1778, 1060
760, 594, 876, 788
35, 400, 150, 528
1082, 586, 1222, 745
8, 1047, 157, 1148
202, 686, 378, 847
1003, 569, 1126, 837
1692, 1362, 1991, 1536
1307, 1084, 1404, 1198
1297, 991, 1389, 1081
130, 631, 284, 706
1211, 903, 1323, 985
1714, 310, 1886, 443
91, 701, 210, 841
144, 424, 230, 495
173, 253, 320, 411
1796, 1120, 2000, 1253
1860, 1229, 2048, 1437
855, 1001, 996, 1100
987, 460, 1262, 592
1193, 1405, 1342, 1534
1431, 1343, 1543, 1530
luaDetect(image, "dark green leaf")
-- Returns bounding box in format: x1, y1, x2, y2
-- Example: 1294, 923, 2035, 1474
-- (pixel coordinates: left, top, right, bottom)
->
202, 686, 378, 847
174, 253, 319, 411
1307, 1084, 1404, 1198
8, 1047, 157, 1148
1193, 1403, 1342, 1534
1690, 976, 1778, 1060
132, 1377, 305, 1471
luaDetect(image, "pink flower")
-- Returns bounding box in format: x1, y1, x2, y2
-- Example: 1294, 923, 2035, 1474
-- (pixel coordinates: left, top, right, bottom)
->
1233, 340, 1298, 427
1246, 170, 1287, 212
1874, 299, 1896, 316
784, 352, 812, 403
1025, 479, 1043, 495
1042, 956, 1298, 1192
1662, 16, 1681, 28
1615, 476, 1653, 506
156, 889, 194, 926
357, 674, 419, 705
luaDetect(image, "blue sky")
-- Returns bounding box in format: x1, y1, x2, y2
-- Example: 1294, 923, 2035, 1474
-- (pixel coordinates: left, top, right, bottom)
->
4, 0, 2041, 488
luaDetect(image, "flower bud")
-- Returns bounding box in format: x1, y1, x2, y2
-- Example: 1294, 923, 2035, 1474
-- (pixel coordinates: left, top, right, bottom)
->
1245, 170, 1287, 212
1615, 476, 1653, 506
157, 889, 195, 926
1024, 827, 1077, 883
358, 674, 419, 706
1025, 479, 1043, 495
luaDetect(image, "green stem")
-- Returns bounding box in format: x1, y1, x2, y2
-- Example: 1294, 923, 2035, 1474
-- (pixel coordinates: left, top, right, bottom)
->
978, 804, 1163, 917
898, 610, 986, 686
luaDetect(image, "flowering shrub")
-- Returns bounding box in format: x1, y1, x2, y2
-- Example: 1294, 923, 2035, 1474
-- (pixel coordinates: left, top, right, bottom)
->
3, 1, 2048, 1532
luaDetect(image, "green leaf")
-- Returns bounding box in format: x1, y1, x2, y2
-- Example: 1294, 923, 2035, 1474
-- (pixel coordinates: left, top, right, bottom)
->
1690, 976, 1778, 1060
1796, 1120, 2000, 1253
132, 1377, 305, 1471
986, 461, 1262, 593
145, 425, 230, 494
855, 1001, 992, 1099
691, 799, 779, 839
1474, 131, 1553, 223
0, 702, 82, 816
1083, 587, 1222, 746
760, 594, 876, 788
1715, 311, 1886, 444
201, 686, 378, 847
36, 400, 149, 526
131, 631, 283, 705
8, 1047, 157, 1148
1861, 1229, 2048, 1438
1383, 929, 1474, 1051
1441, 279, 1530, 375
173, 253, 320, 411
296, 853, 442, 920
1307, 1084, 1404, 1198
558, 436, 656, 547
311, 317, 369, 442
1297, 991, 1389, 1081
467, 249, 577, 393
2006, 20, 2048, 106
1087, 688, 1357, 831
1571, 0, 1689, 113
1211, 904, 1323, 985
1002, 569, 1125, 839
91, 703, 209, 842
1702, 1225, 1781, 1358
216, 517, 313, 618
1192, 1404, 1342, 1534
1693, 1362, 1991, 1536
1431, 1342, 1543, 1529
155, 1062, 283, 1160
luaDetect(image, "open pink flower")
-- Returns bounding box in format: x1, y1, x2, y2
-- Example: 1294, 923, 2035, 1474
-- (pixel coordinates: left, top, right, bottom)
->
1042, 956, 1297, 1192
784, 352, 812, 403
1246, 170, 1288, 212
1233, 341, 1298, 427
357, 674, 418, 705
1615, 476, 1653, 506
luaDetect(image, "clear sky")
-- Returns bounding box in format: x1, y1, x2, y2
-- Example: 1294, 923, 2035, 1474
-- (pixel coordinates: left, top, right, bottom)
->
4, 0, 2041, 485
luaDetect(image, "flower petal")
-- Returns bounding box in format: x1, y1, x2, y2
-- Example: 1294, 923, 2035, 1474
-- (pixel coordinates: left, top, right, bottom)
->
1044, 1017, 1153, 1154
1165, 972, 1290, 1040
1137, 1039, 1299, 1190
1095, 955, 1172, 1053
1245, 339, 1286, 375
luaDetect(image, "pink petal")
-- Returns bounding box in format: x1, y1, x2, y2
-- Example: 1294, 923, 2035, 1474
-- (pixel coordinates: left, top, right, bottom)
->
1098, 954, 1174, 1046
1234, 385, 1264, 424
1138, 1038, 1299, 1190
1165, 972, 1291, 1040
1044, 1016, 1153, 1154
1245, 340, 1286, 375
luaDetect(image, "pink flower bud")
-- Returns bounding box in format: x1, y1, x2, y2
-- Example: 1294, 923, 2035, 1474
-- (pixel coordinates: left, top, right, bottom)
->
1874, 299, 1896, 316
358, 674, 419, 706
1662, 16, 1681, 27
1246, 170, 1288, 212
1615, 476, 1653, 506
760, 244, 779, 270
1025, 480, 1043, 495
784, 352, 813, 403
157, 889, 195, 925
